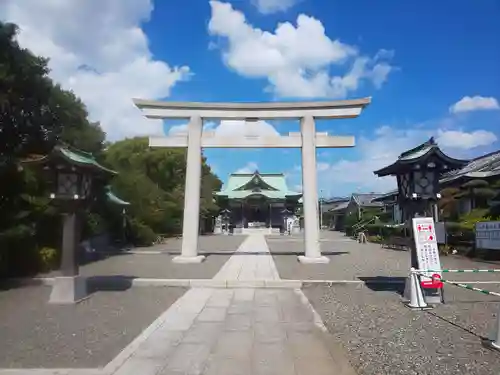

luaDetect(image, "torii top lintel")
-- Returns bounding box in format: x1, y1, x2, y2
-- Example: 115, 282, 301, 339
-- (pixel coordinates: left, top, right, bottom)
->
132, 97, 371, 120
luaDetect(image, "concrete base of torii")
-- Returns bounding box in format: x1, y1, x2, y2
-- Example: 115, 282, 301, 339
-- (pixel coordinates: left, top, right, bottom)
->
172, 255, 206, 264
297, 255, 330, 264
49, 276, 88, 304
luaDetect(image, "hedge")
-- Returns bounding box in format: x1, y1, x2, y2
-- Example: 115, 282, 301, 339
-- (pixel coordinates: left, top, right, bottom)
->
364, 223, 406, 238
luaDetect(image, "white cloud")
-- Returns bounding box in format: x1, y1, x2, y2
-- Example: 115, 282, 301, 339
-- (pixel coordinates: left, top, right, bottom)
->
208, 1, 393, 98
169, 119, 279, 136
317, 162, 329, 171
436, 129, 497, 149
252, 0, 298, 14
449, 96, 500, 113
1, 0, 190, 141
235, 161, 259, 173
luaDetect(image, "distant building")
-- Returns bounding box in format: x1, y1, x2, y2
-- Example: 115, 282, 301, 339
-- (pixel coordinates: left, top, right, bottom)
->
329, 193, 384, 230
440, 150, 500, 215
214, 170, 302, 230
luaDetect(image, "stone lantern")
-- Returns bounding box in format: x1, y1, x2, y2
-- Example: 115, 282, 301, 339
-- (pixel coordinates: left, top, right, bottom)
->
26, 145, 117, 303
374, 137, 467, 266
221, 208, 231, 234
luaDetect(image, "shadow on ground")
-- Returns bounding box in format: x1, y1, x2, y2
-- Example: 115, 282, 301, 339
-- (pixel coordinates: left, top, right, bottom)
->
358, 276, 406, 295
86, 275, 137, 293
0, 278, 48, 291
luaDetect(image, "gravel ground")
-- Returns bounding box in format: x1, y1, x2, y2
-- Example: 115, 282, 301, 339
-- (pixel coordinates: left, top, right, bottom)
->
0, 284, 186, 368
269, 231, 500, 282
135, 235, 247, 254
78, 253, 232, 279
44, 235, 247, 279
304, 283, 500, 375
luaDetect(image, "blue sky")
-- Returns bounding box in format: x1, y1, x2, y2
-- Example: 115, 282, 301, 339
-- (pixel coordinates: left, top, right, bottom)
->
2, 0, 500, 196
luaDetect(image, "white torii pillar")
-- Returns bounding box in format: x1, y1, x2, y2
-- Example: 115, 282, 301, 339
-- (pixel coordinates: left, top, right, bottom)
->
133, 98, 371, 264
173, 115, 205, 263
298, 115, 328, 263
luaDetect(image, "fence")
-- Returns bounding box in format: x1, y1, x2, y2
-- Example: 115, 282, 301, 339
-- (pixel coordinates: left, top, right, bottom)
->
410, 268, 500, 351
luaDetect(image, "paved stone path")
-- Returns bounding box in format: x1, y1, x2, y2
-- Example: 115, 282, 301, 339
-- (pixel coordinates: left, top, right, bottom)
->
107, 234, 355, 375
214, 233, 279, 281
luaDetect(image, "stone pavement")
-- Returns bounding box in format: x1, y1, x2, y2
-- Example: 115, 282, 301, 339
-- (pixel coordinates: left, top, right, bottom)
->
105, 233, 356, 375
213, 232, 279, 281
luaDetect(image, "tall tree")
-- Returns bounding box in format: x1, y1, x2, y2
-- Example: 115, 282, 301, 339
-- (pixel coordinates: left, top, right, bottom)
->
0, 22, 108, 276
0, 22, 60, 162
104, 138, 222, 243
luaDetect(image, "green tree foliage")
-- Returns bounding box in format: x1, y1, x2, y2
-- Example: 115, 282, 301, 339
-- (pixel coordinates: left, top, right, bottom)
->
0, 22, 107, 276
0, 21, 221, 275
438, 186, 461, 220
104, 138, 222, 244
439, 179, 500, 221
458, 179, 497, 208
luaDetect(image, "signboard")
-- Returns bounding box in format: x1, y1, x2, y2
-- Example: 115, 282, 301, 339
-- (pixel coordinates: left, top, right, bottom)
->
412, 217, 443, 289
475, 221, 500, 250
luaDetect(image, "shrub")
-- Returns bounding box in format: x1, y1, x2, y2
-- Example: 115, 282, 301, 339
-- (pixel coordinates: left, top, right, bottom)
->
38, 247, 58, 272
365, 223, 405, 238
438, 244, 452, 256
0, 225, 39, 278
367, 235, 383, 244
128, 218, 156, 246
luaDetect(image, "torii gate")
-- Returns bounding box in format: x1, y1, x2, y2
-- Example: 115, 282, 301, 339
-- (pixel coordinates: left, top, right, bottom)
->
133, 98, 371, 264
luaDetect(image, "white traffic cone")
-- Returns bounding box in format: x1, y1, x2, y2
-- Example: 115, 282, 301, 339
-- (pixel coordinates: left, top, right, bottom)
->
403, 273, 411, 302
486, 305, 500, 351
405, 268, 430, 310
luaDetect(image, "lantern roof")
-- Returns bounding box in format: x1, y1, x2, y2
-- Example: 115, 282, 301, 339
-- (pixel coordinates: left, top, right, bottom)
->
106, 186, 130, 206
24, 144, 117, 177
373, 137, 468, 177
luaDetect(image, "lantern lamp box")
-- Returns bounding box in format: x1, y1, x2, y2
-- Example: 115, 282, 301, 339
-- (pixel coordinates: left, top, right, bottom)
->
412, 217, 443, 304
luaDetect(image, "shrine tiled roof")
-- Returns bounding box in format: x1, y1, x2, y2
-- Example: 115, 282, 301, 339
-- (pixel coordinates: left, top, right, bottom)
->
329, 201, 349, 212
374, 137, 468, 177
440, 150, 500, 183
352, 193, 384, 207
216, 170, 301, 200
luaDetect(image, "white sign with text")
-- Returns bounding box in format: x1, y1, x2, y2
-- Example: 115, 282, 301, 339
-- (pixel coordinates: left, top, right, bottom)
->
476, 221, 500, 250
412, 217, 442, 286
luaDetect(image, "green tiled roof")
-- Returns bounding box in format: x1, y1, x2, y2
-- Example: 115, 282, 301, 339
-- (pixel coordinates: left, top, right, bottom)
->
216, 171, 301, 200
58, 146, 117, 175
374, 137, 468, 177
106, 187, 130, 206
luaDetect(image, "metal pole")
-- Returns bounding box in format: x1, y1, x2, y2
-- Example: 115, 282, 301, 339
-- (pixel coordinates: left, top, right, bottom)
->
489, 303, 500, 350
319, 190, 323, 230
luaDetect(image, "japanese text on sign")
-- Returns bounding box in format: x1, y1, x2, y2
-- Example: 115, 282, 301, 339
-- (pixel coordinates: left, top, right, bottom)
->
476, 221, 500, 251
412, 217, 442, 288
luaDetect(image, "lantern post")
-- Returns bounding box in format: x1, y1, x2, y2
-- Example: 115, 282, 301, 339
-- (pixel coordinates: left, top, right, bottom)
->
26, 145, 116, 304
374, 138, 468, 303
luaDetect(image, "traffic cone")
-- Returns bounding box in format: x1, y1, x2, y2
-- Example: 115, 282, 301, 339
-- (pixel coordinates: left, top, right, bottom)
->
403, 273, 411, 302
485, 306, 500, 351
405, 268, 431, 310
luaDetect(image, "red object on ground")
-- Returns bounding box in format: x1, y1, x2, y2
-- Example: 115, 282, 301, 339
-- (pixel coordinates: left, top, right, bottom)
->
420, 273, 443, 289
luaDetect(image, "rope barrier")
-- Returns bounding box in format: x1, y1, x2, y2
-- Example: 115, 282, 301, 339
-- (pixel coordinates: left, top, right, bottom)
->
418, 269, 500, 273
408, 269, 500, 351
414, 271, 500, 298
